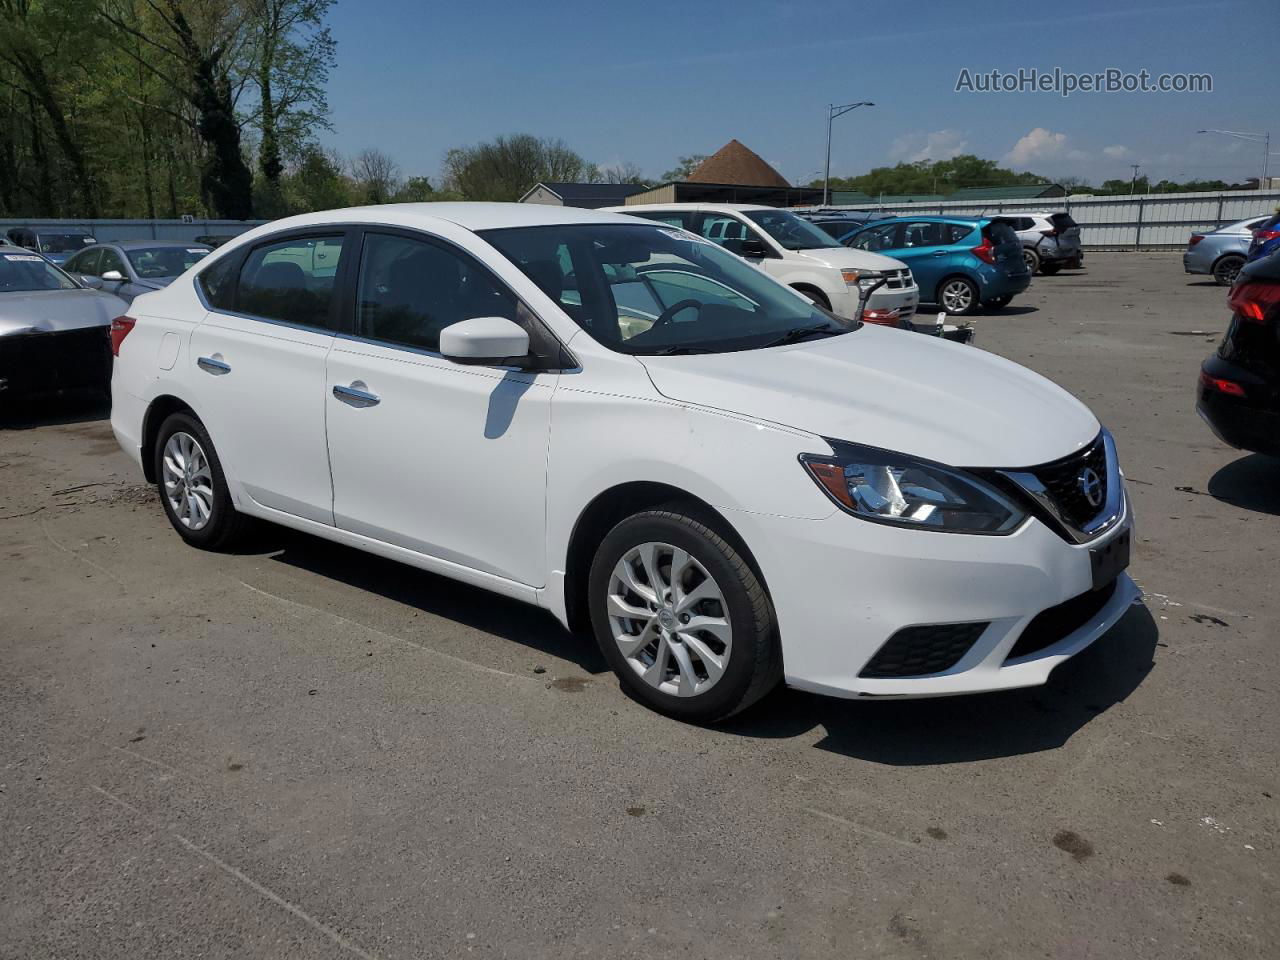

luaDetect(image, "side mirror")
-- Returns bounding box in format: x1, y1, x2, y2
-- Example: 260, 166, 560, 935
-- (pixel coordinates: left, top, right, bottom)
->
852, 276, 888, 326
739, 236, 769, 258
80, 275, 104, 289
101, 270, 126, 282
439, 316, 530, 365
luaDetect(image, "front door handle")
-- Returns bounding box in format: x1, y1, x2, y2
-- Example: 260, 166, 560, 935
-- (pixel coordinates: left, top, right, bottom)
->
332, 382, 380, 407
197, 356, 231, 375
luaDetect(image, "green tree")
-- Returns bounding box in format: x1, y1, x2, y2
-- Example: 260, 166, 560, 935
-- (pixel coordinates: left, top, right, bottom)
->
442, 133, 596, 201
660, 154, 706, 182
245, 0, 336, 185
283, 144, 350, 211
392, 175, 435, 202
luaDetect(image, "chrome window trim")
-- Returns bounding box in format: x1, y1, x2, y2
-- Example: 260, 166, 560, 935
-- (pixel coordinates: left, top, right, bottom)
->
999, 429, 1125, 545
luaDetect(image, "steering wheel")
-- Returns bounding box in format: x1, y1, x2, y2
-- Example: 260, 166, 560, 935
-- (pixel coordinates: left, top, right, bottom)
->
651, 298, 702, 329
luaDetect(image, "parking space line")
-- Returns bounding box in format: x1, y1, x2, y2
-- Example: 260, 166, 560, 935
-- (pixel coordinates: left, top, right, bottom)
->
41, 519, 127, 590
802, 806, 925, 851
91, 784, 382, 960
235, 579, 536, 683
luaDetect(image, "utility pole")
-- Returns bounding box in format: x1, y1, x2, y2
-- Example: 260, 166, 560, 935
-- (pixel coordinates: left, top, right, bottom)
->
823, 101, 874, 206
1129, 164, 1141, 195
1197, 129, 1272, 188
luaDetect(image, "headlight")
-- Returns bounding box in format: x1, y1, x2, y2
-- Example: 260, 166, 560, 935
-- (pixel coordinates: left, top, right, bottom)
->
841, 268, 885, 289
800, 443, 1027, 534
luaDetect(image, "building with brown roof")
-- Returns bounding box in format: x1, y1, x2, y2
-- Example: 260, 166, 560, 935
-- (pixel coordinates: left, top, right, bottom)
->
626, 139, 822, 207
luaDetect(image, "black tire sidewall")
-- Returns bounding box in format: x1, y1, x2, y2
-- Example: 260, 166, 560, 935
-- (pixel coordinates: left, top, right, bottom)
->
588, 511, 773, 722
1023, 248, 1040, 273
153, 412, 239, 549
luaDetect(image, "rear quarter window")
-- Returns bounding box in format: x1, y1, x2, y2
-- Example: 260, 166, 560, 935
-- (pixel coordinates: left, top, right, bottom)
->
198, 254, 239, 311
1049, 213, 1077, 229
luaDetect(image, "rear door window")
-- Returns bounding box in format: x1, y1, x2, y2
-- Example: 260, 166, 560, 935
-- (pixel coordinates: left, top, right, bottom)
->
237, 235, 345, 329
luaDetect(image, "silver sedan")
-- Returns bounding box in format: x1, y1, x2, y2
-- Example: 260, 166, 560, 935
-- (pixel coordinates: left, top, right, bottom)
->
0, 246, 128, 398
64, 241, 211, 305
1184, 215, 1271, 285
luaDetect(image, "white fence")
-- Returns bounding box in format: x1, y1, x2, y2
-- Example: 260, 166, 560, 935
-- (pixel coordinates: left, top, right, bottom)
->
0, 218, 266, 244
804, 190, 1280, 250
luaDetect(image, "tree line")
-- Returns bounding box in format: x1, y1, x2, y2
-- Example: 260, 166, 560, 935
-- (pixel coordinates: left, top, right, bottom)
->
813, 155, 1259, 198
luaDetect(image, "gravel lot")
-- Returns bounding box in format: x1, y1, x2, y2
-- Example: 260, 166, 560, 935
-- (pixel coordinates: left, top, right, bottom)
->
2, 253, 1277, 959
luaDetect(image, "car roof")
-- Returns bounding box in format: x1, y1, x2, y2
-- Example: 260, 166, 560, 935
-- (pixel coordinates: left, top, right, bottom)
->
252, 202, 646, 235
863, 215, 985, 225
89, 239, 213, 250
606, 203, 775, 214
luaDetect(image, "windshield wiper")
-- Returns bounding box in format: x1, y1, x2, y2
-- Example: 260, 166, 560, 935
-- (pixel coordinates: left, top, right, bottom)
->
649, 344, 716, 355
761, 324, 844, 348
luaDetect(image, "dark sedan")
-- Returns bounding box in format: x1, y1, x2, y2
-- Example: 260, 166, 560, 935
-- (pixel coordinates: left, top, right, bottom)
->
64, 241, 211, 305
1198, 250, 1280, 456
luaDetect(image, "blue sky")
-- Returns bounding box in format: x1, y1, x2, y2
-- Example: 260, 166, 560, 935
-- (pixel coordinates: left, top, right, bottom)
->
325, 0, 1279, 186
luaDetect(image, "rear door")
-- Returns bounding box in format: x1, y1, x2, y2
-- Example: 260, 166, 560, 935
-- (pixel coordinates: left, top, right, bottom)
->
189, 230, 348, 524
887, 220, 952, 292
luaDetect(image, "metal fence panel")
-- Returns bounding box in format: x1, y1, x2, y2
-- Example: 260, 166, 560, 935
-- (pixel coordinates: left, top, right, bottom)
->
0, 218, 267, 244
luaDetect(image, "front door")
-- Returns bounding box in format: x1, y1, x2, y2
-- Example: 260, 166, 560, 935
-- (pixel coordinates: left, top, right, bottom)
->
325, 229, 553, 587
189, 231, 347, 524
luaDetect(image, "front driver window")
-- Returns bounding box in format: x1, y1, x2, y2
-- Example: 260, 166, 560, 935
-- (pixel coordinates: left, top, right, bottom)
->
356, 232, 519, 352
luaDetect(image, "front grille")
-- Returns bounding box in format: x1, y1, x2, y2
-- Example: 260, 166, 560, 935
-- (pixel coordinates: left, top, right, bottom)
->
1030, 435, 1108, 528
1004, 579, 1117, 661
883, 268, 913, 290
859, 621, 989, 678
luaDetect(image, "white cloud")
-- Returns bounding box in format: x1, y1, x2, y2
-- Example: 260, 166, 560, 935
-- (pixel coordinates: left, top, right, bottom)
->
1004, 128, 1068, 167
1102, 144, 1131, 159
889, 129, 968, 163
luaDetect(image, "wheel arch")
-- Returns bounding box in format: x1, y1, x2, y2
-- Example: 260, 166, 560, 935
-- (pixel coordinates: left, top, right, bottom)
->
561, 481, 768, 636
934, 272, 979, 303
140, 394, 198, 483
789, 282, 831, 309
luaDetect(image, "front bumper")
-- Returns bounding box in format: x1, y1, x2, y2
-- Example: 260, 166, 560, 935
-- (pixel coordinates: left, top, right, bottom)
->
727, 489, 1136, 699
843, 285, 919, 325
0, 325, 111, 397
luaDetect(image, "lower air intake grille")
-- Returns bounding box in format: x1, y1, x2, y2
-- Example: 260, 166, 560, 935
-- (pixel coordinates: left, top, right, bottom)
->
859, 621, 989, 678
1005, 579, 1118, 662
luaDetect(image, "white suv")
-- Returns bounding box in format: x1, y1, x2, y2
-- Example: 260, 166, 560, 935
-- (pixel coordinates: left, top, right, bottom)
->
604, 203, 919, 325
111, 203, 1135, 722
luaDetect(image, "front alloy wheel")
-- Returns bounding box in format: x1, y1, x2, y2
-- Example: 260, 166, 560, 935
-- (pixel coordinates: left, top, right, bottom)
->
607, 542, 732, 698
589, 506, 781, 721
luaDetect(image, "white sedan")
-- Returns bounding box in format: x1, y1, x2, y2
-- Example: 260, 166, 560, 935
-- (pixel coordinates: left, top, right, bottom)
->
110, 203, 1136, 722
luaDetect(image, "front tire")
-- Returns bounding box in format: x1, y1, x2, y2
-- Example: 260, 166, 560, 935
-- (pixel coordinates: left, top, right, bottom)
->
153, 411, 251, 550
937, 276, 980, 316
588, 506, 781, 722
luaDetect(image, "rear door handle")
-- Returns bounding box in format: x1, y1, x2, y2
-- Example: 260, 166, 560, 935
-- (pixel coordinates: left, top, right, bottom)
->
931, 250, 947, 257
197, 356, 231, 375
332, 382, 380, 407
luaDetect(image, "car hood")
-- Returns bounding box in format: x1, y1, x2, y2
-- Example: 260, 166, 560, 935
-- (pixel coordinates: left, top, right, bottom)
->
637, 325, 1100, 468
788, 246, 908, 273
0, 289, 128, 336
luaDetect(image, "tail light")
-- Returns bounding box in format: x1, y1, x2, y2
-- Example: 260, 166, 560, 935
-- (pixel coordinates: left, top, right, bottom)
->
1199, 371, 1246, 397
1227, 281, 1280, 324
109, 315, 136, 356
970, 238, 996, 265
1187, 235, 1203, 247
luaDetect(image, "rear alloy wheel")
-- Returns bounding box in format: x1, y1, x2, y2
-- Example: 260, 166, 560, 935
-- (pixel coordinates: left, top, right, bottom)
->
938, 277, 979, 316
1213, 254, 1245, 286
1022, 247, 1040, 274
154, 411, 251, 550
589, 507, 780, 721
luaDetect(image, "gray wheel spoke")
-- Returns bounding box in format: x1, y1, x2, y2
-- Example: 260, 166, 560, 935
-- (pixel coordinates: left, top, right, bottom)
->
675, 577, 717, 614
680, 633, 725, 685
643, 635, 671, 687
668, 640, 699, 697
162, 431, 214, 532
683, 615, 731, 645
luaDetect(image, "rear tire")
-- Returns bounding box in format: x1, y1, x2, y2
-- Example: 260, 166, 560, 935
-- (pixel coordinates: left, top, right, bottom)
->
588, 506, 781, 722
153, 411, 252, 551
1022, 247, 1040, 274
983, 295, 1013, 310
1213, 254, 1244, 286
1039, 262, 1062, 275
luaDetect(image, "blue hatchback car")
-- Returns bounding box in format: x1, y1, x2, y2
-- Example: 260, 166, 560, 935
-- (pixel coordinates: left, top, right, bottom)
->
841, 216, 1031, 315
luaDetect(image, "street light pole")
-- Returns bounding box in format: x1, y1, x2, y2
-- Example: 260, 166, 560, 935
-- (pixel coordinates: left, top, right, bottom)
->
1196, 129, 1273, 188
823, 101, 874, 206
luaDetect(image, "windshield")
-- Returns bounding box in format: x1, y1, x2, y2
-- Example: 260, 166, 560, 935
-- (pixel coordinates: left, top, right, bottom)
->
0, 252, 79, 292
126, 245, 210, 278
743, 210, 842, 251
480, 223, 850, 355
37, 233, 95, 254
